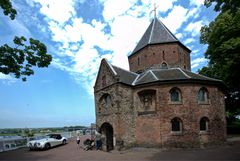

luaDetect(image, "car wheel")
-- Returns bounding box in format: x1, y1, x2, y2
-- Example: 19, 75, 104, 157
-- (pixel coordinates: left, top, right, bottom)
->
29, 148, 33, 151
62, 139, 66, 145
44, 143, 51, 150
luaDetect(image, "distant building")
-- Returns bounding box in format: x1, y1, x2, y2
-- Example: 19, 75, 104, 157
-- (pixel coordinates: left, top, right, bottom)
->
94, 17, 226, 151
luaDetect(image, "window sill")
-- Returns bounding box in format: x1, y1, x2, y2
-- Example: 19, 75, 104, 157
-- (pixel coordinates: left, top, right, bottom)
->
199, 131, 209, 135
169, 101, 182, 105
171, 131, 183, 136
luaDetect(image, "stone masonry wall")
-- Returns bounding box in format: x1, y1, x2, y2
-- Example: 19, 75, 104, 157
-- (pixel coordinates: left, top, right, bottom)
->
95, 83, 135, 149
94, 61, 226, 149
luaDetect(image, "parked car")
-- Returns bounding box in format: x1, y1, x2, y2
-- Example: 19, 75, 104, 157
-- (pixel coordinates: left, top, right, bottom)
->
27, 134, 67, 150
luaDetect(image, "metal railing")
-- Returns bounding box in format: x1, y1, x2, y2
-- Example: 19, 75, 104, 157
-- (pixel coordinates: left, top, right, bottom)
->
0, 131, 83, 152
0, 137, 28, 152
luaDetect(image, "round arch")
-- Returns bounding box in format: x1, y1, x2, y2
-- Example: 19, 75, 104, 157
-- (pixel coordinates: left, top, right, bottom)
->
100, 122, 114, 151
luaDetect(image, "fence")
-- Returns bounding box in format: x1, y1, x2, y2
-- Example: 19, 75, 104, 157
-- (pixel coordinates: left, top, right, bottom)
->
0, 132, 77, 152
0, 137, 28, 152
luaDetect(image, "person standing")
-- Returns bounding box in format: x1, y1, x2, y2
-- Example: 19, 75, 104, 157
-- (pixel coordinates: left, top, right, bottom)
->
76, 134, 80, 149
95, 130, 102, 150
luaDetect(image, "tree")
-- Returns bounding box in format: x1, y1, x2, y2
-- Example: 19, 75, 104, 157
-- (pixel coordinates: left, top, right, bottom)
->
0, 0, 52, 81
0, 0, 16, 20
200, 11, 240, 88
204, 0, 240, 14
199, 1, 240, 127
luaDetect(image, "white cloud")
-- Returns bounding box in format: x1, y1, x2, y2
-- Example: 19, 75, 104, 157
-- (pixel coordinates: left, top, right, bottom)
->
51, 58, 73, 72
162, 5, 188, 33
184, 38, 195, 45
175, 33, 183, 39
191, 57, 208, 69
0, 73, 16, 84
0, 73, 13, 80
191, 49, 200, 54
190, 0, 205, 7
186, 7, 200, 19
107, 15, 149, 69
28, 0, 208, 95
101, 0, 136, 21
33, 0, 76, 24
141, 0, 177, 13
184, 20, 205, 37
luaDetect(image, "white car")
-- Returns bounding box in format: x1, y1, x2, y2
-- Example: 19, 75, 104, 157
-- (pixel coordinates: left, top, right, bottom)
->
27, 134, 67, 150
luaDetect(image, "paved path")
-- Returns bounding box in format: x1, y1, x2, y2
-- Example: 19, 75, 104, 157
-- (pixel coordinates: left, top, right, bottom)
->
0, 137, 240, 161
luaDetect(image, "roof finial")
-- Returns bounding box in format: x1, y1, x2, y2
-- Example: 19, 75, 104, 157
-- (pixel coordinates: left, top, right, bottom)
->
150, 3, 158, 18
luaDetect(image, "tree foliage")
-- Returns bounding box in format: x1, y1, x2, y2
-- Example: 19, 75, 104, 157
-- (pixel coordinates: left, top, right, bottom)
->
204, 0, 240, 14
199, 1, 240, 125
0, 37, 52, 81
200, 11, 240, 88
0, 0, 52, 81
0, 0, 17, 20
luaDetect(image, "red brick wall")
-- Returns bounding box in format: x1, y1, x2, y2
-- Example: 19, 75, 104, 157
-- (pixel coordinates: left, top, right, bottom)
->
128, 43, 191, 73
136, 116, 161, 145
134, 83, 226, 147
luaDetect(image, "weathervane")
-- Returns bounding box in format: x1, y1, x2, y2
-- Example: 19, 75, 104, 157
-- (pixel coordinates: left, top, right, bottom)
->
150, 3, 158, 18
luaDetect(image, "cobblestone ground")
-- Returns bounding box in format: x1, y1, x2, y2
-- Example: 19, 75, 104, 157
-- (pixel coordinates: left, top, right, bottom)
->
0, 135, 240, 161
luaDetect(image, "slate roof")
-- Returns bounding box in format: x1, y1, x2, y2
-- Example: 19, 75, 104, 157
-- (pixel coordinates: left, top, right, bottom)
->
129, 17, 189, 56
133, 68, 222, 85
106, 61, 223, 87
112, 65, 138, 85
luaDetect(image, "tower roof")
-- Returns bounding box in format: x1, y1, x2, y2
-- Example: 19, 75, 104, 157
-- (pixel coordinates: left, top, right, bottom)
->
130, 17, 189, 56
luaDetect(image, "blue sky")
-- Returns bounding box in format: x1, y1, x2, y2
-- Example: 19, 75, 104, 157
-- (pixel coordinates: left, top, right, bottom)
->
0, 0, 218, 128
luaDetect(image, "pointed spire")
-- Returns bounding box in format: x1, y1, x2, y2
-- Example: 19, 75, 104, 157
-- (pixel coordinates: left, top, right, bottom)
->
130, 17, 180, 55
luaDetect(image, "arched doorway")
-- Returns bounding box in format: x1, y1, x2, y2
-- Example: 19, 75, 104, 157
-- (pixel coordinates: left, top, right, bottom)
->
100, 122, 114, 151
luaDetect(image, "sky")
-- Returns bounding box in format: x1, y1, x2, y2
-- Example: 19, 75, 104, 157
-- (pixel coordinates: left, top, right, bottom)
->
0, 0, 219, 128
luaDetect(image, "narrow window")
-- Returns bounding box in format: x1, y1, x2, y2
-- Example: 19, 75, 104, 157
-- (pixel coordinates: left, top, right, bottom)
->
198, 87, 208, 103
138, 57, 140, 66
200, 117, 209, 131
171, 117, 182, 132
104, 95, 111, 107
170, 88, 181, 102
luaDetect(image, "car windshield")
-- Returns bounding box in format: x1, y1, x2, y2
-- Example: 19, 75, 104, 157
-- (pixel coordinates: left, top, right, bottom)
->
30, 135, 48, 141
46, 134, 60, 139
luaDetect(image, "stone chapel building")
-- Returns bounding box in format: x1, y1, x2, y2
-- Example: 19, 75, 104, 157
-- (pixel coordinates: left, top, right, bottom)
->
94, 17, 226, 151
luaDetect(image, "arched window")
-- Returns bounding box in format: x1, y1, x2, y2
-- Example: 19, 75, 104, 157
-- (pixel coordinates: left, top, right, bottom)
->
198, 87, 208, 103
99, 94, 112, 108
170, 88, 181, 102
200, 117, 209, 131
161, 62, 168, 69
104, 94, 111, 106
171, 117, 182, 132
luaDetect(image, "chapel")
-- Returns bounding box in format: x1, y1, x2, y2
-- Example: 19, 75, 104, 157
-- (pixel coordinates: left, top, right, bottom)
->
94, 16, 226, 151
